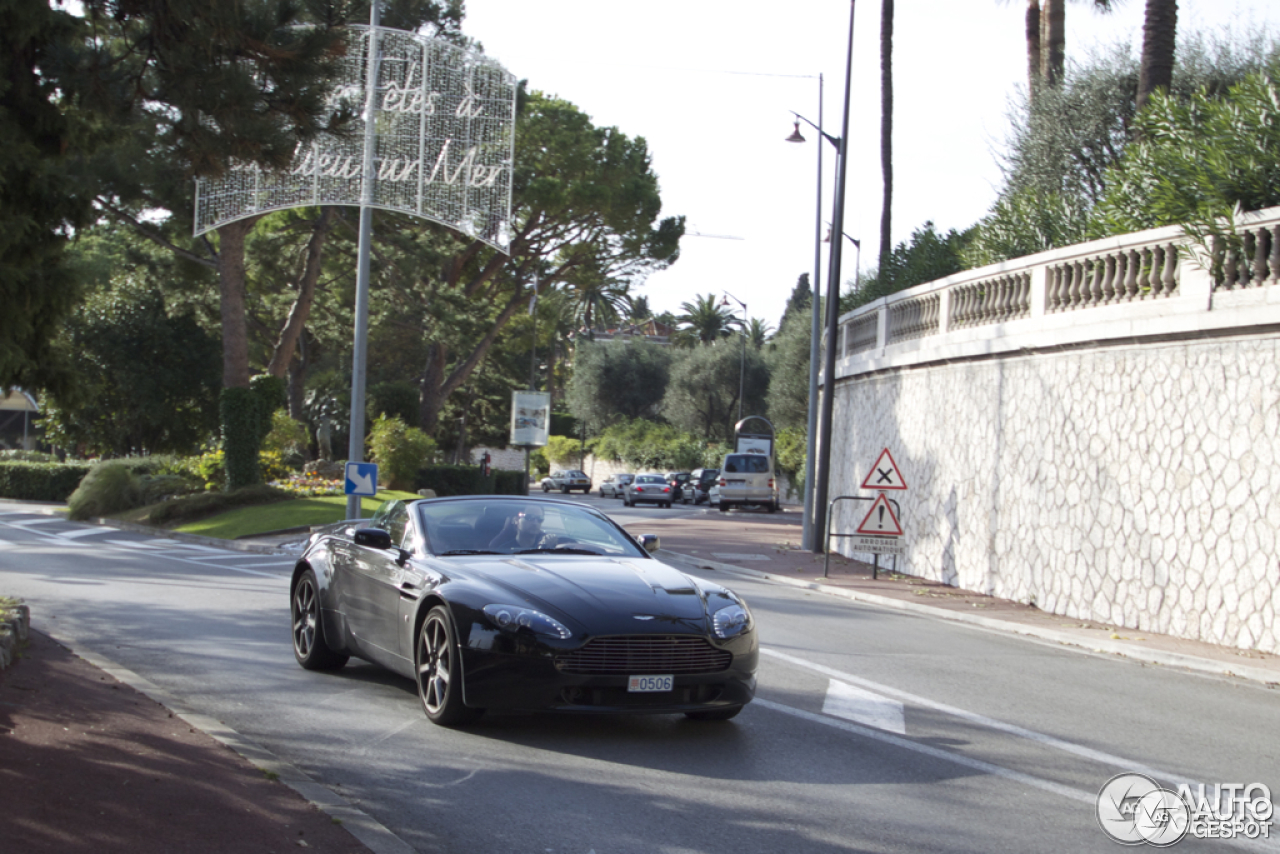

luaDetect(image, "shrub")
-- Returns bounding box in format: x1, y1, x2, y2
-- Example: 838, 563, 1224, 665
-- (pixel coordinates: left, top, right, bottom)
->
68, 461, 142, 521
0, 450, 55, 463
147, 484, 292, 526
414, 465, 526, 497
0, 462, 92, 501
367, 414, 437, 490
263, 409, 309, 463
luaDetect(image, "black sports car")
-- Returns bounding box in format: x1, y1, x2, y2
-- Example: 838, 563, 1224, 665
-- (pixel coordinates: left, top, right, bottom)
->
290, 496, 757, 726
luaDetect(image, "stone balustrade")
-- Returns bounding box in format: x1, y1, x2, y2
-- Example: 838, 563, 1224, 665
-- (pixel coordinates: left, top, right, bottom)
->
826, 205, 1280, 655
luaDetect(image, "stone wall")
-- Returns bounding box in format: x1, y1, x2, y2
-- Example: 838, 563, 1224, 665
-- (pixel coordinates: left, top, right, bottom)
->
829, 333, 1280, 655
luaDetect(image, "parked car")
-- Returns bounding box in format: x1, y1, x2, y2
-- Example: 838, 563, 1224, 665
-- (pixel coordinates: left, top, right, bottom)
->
599, 473, 634, 498
683, 468, 720, 505
624, 473, 675, 508
716, 453, 779, 513
664, 471, 691, 502
541, 470, 591, 493
290, 497, 757, 725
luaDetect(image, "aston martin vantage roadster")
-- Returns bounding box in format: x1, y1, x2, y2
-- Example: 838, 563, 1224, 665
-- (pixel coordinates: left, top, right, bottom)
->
289, 496, 757, 726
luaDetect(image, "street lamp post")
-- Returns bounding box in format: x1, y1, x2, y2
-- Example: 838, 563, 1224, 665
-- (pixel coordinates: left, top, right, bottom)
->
787, 72, 825, 552
720, 292, 748, 424
788, 0, 856, 553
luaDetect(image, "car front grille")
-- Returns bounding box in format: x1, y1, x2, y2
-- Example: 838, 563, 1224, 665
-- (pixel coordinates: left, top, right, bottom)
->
555, 635, 732, 675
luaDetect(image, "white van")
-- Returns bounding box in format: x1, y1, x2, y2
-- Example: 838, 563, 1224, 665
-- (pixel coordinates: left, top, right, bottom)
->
716, 452, 779, 513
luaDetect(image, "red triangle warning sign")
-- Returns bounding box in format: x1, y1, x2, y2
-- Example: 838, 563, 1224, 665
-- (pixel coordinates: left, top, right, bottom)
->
860, 448, 907, 491
855, 494, 903, 536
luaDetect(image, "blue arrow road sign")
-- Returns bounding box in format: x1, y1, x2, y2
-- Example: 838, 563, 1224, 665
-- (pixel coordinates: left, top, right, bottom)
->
345, 462, 379, 497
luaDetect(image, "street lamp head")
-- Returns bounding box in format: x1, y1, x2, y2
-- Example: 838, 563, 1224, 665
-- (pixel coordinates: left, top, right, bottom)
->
786, 120, 806, 144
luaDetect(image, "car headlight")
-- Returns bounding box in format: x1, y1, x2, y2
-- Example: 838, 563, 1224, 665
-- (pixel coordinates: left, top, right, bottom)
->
483, 604, 571, 639
712, 603, 752, 639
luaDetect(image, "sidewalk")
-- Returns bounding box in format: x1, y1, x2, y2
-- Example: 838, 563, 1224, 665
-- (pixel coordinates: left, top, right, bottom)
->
637, 508, 1280, 687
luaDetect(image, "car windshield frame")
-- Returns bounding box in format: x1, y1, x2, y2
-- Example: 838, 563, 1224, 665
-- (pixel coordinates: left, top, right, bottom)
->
411, 498, 649, 558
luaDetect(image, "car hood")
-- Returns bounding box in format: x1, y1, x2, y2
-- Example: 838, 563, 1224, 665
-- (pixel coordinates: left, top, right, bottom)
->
457, 556, 709, 633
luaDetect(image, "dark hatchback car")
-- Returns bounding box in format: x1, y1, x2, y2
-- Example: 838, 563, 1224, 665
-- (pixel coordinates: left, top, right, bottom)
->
683, 468, 720, 505
664, 471, 691, 502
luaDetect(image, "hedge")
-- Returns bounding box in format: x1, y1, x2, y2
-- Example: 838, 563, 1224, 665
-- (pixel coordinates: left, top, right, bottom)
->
0, 462, 93, 502
415, 465, 528, 497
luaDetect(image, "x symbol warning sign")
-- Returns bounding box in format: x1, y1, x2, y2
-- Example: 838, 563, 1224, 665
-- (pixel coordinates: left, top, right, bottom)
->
860, 448, 907, 491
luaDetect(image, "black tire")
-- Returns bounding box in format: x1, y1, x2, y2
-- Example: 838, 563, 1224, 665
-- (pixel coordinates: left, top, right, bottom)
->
685, 705, 744, 721
767, 501, 778, 514
719, 502, 730, 513
416, 605, 483, 726
542, 483, 550, 493
291, 570, 348, 671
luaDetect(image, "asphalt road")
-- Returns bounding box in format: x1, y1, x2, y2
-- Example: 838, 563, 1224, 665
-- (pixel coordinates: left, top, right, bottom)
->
2, 502, 1278, 853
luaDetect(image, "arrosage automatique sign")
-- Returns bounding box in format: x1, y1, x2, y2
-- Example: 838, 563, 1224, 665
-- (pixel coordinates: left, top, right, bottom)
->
194, 25, 516, 253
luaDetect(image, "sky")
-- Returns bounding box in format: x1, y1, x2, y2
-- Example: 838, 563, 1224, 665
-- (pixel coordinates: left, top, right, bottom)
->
461, 0, 1280, 330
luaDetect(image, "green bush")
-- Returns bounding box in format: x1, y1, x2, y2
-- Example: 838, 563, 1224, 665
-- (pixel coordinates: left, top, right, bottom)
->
366, 381, 420, 427
221, 387, 261, 490
367, 414, 437, 490
544, 434, 588, 468
249, 374, 287, 442
414, 465, 526, 497
68, 461, 141, 521
263, 409, 309, 464
0, 462, 92, 501
147, 484, 291, 526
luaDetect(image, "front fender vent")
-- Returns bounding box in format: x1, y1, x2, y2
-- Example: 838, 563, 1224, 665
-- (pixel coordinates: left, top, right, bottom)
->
555, 635, 732, 675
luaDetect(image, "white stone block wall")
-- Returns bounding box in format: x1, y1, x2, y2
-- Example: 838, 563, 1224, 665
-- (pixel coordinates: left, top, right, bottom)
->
830, 334, 1280, 655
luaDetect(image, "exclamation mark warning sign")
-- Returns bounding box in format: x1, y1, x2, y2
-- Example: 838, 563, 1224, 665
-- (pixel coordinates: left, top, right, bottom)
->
855, 493, 903, 536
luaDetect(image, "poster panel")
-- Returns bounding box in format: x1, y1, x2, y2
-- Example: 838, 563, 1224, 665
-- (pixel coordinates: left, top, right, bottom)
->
510, 391, 550, 447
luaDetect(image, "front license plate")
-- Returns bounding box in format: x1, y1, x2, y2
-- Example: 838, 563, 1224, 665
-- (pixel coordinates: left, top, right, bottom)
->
628, 675, 673, 693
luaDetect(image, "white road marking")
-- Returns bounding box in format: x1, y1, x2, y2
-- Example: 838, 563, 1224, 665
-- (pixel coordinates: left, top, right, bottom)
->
822, 679, 906, 734
54, 527, 113, 540
755, 698, 1094, 803
711, 553, 770, 561
763, 646, 1174, 778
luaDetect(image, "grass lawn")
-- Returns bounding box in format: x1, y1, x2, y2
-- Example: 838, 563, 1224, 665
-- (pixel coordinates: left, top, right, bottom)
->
174, 490, 419, 540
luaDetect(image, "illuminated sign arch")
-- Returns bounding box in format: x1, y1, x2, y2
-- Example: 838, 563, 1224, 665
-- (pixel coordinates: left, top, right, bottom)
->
194, 25, 516, 252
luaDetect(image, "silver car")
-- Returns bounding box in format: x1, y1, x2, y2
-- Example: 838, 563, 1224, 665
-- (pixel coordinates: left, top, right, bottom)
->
541, 469, 592, 493
599, 473, 635, 498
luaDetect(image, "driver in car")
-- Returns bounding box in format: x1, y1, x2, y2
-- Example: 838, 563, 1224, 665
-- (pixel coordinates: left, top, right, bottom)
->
489, 506, 560, 552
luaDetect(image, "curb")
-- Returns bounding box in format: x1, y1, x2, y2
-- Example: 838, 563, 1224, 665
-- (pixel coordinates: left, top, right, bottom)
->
658, 549, 1280, 688
37, 618, 415, 854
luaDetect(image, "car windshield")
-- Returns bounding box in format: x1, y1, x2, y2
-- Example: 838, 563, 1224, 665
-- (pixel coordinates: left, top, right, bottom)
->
413, 499, 648, 558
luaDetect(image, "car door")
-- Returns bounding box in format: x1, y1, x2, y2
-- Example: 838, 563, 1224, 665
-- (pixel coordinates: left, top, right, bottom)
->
345, 502, 410, 662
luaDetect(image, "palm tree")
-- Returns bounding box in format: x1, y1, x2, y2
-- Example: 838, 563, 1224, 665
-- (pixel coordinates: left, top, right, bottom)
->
1137, 0, 1177, 112
747, 318, 773, 349
675, 294, 736, 347
560, 272, 630, 340
1013, 0, 1116, 95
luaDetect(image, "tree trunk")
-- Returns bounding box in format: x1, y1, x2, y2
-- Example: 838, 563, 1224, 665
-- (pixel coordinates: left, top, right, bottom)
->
1041, 0, 1065, 87
1026, 0, 1042, 95
266, 207, 335, 378
878, 0, 894, 273
1137, 0, 1177, 112
216, 218, 260, 390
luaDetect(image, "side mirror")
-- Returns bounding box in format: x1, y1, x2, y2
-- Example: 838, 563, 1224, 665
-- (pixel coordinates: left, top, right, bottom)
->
638, 533, 660, 554
354, 528, 393, 550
